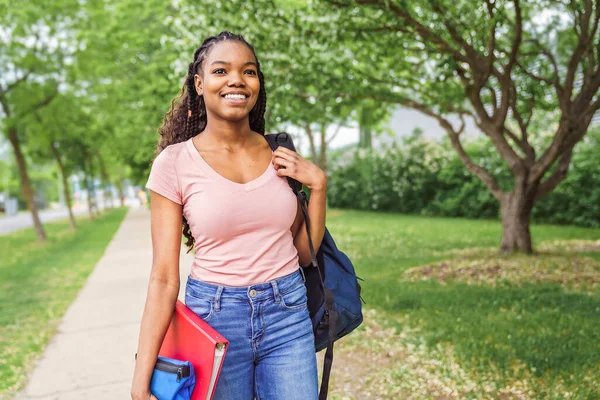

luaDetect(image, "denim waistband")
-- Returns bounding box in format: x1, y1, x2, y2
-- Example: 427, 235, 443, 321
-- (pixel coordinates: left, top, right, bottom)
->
186, 269, 305, 303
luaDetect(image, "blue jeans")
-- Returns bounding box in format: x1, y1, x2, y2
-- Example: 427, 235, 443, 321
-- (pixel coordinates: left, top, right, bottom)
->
185, 269, 318, 400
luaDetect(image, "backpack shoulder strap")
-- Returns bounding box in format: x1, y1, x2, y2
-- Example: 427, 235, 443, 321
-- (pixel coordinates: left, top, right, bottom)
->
265, 133, 303, 194
265, 132, 296, 151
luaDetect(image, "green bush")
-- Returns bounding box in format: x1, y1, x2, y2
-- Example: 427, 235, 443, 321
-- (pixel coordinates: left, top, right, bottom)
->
327, 129, 600, 227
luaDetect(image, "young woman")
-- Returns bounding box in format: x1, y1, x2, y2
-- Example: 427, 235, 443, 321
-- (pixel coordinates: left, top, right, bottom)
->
131, 31, 327, 400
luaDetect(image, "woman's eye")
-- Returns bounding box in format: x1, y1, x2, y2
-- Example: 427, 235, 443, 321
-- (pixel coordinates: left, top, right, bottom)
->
212, 68, 256, 75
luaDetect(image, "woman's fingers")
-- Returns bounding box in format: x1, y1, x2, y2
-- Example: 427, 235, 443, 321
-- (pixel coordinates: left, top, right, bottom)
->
271, 147, 325, 189
272, 156, 294, 170
275, 166, 295, 177
273, 147, 299, 162
273, 160, 297, 177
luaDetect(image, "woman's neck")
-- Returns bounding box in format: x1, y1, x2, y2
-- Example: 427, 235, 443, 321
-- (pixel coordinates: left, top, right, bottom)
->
201, 117, 255, 151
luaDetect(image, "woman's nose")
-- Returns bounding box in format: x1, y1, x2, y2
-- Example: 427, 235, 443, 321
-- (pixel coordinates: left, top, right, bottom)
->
227, 73, 244, 87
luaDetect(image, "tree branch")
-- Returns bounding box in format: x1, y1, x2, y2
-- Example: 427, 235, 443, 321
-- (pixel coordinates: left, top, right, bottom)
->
465, 77, 524, 174
16, 86, 60, 120
534, 149, 573, 201
354, 25, 412, 34
487, 0, 522, 128
575, 63, 600, 110
509, 81, 535, 162
429, 0, 481, 63
505, 0, 523, 75
0, 69, 35, 99
485, 0, 497, 73
565, 0, 595, 96
486, 85, 498, 113
521, 39, 562, 91
404, 99, 504, 199
0, 97, 11, 118
305, 123, 318, 162
328, 0, 473, 64
516, 60, 555, 86
588, 93, 600, 113
326, 123, 344, 144
493, 0, 522, 127
581, 1, 600, 86
529, 117, 590, 185
503, 126, 524, 150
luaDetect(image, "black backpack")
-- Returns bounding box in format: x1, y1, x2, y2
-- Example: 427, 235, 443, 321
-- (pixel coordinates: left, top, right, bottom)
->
266, 132, 364, 400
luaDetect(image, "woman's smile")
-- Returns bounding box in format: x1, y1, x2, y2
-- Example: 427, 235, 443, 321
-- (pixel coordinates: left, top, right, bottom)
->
221, 91, 250, 105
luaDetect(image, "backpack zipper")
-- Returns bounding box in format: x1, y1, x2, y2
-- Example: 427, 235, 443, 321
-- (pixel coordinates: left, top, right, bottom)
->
154, 358, 190, 382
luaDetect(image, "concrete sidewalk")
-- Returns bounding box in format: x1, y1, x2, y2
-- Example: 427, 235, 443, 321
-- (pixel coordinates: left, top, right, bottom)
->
14, 207, 194, 399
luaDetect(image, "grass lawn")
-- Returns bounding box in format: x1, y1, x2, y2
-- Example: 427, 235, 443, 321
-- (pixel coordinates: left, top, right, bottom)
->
0, 207, 128, 396
1, 207, 598, 398
326, 210, 600, 399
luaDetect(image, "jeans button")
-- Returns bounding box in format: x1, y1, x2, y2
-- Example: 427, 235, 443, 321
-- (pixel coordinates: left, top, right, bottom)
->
249, 289, 257, 298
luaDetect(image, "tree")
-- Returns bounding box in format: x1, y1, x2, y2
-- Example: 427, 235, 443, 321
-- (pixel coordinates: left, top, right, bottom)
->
323, 0, 600, 253
0, 1, 81, 240
1, 82, 58, 240
26, 94, 86, 230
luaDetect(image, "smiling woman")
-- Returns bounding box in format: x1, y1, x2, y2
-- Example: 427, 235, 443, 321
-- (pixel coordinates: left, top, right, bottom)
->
194, 43, 261, 126
131, 32, 327, 400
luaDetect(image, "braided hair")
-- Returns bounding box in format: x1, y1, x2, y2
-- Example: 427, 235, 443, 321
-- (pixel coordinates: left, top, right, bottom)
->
155, 31, 267, 252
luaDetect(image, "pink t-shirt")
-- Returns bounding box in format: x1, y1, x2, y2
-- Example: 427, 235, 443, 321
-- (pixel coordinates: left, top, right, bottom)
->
145, 137, 300, 287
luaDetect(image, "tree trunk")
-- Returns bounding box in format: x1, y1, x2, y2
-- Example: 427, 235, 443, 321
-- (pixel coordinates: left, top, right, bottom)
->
84, 173, 95, 221
7, 127, 47, 240
96, 154, 113, 209
359, 125, 372, 148
305, 123, 318, 163
499, 192, 534, 254
84, 151, 101, 217
116, 180, 125, 207
81, 158, 95, 221
50, 142, 77, 230
319, 125, 328, 172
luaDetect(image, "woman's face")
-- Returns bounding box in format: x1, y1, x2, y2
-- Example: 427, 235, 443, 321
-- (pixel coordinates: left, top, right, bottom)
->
195, 41, 260, 125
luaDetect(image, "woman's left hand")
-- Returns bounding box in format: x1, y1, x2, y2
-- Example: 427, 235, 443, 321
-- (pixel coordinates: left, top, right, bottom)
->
271, 147, 327, 192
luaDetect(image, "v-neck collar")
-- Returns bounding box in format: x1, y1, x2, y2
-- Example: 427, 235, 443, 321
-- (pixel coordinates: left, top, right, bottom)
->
185, 137, 276, 192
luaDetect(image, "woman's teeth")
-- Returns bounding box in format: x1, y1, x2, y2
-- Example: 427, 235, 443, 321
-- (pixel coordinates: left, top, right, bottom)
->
224, 94, 246, 100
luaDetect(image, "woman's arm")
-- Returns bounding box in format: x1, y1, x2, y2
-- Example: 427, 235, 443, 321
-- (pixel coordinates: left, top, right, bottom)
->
131, 192, 183, 400
273, 147, 327, 266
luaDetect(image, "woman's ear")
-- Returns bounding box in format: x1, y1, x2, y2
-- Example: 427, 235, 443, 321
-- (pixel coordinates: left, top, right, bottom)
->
194, 74, 203, 96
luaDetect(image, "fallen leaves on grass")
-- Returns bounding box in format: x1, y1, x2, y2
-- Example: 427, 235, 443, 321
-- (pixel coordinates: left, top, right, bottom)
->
404, 252, 600, 292
537, 239, 600, 253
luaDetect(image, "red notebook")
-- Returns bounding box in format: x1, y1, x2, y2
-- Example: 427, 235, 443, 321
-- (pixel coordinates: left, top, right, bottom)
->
159, 300, 229, 400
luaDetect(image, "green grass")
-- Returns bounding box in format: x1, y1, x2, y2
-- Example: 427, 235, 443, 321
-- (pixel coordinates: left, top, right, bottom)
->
2, 207, 598, 398
326, 210, 600, 398
0, 207, 128, 395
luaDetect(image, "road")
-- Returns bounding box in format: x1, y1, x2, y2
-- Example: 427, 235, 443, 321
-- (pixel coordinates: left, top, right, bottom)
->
0, 207, 90, 236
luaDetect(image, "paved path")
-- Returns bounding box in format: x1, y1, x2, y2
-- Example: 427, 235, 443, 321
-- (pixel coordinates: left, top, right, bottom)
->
14, 206, 194, 399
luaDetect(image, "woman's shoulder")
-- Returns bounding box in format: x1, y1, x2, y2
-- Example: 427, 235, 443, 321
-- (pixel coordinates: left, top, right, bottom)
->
156, 139, 192, 164
165, 139, 191, 155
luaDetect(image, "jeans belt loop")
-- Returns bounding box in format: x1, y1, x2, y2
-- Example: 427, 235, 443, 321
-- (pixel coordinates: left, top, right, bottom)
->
271, 279, 281, 303
214, 286, 224, 312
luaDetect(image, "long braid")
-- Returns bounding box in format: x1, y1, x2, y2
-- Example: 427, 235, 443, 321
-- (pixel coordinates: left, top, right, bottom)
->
249, 71, 267, 134
154, 31, 268, 253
